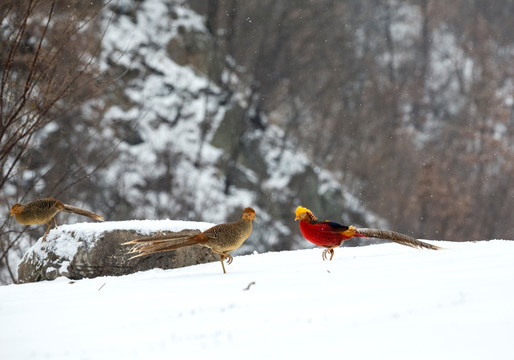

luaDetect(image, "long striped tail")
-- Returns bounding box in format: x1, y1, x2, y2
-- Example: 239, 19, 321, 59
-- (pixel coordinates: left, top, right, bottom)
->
122, 233, 208, 259
63, 204, 104, 221
355, 228, 441, 250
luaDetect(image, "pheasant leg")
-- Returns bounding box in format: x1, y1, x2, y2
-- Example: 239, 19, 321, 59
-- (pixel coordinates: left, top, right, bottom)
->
219, 255, 227, 274
41, 217, 59, 242
215, 253, 234, 274
322, 248, 335, 261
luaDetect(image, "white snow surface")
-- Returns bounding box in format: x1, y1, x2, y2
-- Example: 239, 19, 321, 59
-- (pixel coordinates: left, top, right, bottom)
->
2, 237, 514, 360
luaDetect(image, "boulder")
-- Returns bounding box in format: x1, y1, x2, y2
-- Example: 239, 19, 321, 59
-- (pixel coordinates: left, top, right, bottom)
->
17, 220, 218, 283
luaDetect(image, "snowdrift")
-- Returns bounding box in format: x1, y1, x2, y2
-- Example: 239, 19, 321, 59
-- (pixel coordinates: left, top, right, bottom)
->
2, 239, 514, 359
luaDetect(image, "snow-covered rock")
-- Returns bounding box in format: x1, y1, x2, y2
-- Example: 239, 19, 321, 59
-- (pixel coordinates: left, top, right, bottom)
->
17, 220, 217, 283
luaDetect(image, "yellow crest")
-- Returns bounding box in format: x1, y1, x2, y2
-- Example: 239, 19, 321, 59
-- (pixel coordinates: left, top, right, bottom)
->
295, 206, 318, 221
295, 206, 311, 217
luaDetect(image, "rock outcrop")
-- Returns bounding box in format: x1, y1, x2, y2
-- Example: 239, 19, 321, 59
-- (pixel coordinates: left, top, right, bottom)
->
17, 220, 218, 283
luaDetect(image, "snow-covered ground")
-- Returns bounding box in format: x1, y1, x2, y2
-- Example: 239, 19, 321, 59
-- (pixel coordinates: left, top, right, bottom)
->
1, 238, 513, 359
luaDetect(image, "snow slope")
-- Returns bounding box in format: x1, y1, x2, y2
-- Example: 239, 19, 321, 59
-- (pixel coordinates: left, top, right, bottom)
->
1, 240, 513, 360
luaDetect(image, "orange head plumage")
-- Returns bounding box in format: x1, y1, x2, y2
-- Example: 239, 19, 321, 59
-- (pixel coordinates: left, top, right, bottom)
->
242, 207, 257, 221
10, 204, 24, 217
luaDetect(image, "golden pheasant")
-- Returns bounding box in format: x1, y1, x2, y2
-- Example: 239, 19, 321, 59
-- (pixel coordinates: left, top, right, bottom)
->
10, 198, 104, 241
123, 207, 257, 273
295, 206, 440, 260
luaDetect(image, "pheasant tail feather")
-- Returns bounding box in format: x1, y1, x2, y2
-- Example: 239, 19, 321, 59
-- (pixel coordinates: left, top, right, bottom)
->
124, 233, 208, 259
63, 204, 104, 221
122, 232, 201, 245
356, 228, 441, 250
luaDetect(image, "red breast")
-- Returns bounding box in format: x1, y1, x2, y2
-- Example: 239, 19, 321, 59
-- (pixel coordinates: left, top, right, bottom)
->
299, 220, 346, 247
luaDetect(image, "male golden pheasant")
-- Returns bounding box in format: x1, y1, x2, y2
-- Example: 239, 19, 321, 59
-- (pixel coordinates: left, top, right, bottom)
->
10, 198, 104, 241
295, 206, 440, 260
123, 207, 257, 273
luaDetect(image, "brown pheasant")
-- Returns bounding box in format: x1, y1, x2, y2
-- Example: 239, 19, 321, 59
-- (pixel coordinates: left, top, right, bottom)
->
123, 207, 257, 273
10, 198, 104, 241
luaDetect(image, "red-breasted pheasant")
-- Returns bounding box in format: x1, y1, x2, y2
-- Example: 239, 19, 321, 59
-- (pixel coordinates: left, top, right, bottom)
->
295, 206, 440, 260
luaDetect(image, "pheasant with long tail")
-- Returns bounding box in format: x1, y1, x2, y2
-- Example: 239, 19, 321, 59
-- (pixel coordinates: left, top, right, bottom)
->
123, 207, 257, 274
10, 198, 104, 242
295, 206, 440, 260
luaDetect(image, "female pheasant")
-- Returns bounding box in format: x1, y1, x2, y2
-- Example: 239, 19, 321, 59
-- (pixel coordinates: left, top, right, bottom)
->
295, 206, 440, 260
123, 207, 257, 273
10, 198, 104, 242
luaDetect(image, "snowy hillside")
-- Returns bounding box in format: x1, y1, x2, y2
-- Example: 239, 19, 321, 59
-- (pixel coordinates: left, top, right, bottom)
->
91, 0, 386, 251
2, 239, 514, 359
